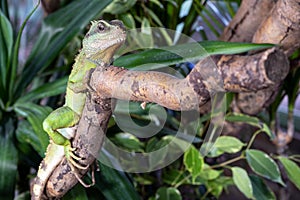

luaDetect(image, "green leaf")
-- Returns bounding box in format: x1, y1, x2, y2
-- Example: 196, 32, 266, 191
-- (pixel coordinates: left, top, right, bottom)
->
149, 0, 164, 9
0, 10, 13, 88
278, 156, 300, 190
119, 13, 136, 29
162, 169, 186, 186
114, 41, 274, 69
199, 164, 222, 180
94, 162, 140, 200
14, 103, 52, 155
9, 0, 41, 102
226, 113, 275, 139
226, 113, 261, 128
231, 167, 253, 199
183, 145, 203, 181
249, 175, 276, 200
0, 119, 18, 198
16, 77, 68, 103
207, 176, 233, 198
246, 149, 284, 185
16, 120, 44, 157
111, 132, 144, 152
134, 175, 155, 185
261, 123, 275, 139
146, 137, 169, 170
208, 136, 245, 157
103, 0, 137, 15
141, 17, 153, 47
155, 187, 182, 200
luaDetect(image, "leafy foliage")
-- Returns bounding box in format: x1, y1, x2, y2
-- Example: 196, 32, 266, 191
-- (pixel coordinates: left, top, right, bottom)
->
0, 0, 299, 199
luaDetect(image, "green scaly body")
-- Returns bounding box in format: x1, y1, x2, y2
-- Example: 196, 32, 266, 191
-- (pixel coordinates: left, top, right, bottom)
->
31, 20, 126, 200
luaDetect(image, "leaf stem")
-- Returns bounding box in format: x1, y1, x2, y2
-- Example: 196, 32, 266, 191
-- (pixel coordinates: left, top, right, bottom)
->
174, 173, 192, 188
200, 188, 211, 200
246, 129, 261, 150
210, 155, 244, 169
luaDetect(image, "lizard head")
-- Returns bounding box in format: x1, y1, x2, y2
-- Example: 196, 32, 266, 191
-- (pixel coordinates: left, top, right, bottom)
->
82, 20, 126, 65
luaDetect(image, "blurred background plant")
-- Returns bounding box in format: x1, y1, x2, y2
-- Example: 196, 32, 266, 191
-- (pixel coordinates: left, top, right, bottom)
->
0, 0, 299, 199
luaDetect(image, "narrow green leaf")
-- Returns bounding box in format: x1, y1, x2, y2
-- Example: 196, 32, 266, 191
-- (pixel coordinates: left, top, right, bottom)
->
16, 77, 68, 103
261, 123, 275, 139
94, 162, 140, 200
16, 120, 44, 157
162, 169, 186, 186
246, 149, 284, 185
249, 175, 276, 200
0, 10, 13, 88
278, 157, 300, 190
226, 113, 274, 139
14, 103, 52, 155
0, 119, 18, 198
208, 136, 245, 157
119, 13, 136, 29
183, 145, 203, 180
143, 7, 173, 45
114, 41, 274, 69
231, 167, 253, 199
111, 132, 144, 152
149, 0, 164, 9
102, 0, 136, 15
134, 175, 155, 185
155, 187, 182, 200
139, 17, 153, 47
9, 0, 40, 102
225, 113, 261, 128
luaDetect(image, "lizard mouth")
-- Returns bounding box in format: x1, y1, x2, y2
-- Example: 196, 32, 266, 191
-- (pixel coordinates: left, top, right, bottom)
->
106, 20, 127, 46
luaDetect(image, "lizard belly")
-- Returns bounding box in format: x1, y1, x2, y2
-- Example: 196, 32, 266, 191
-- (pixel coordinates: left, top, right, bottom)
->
65, 88, 86, 115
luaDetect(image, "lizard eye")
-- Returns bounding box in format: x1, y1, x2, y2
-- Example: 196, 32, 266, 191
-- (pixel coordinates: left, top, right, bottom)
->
97, 22, 106, 32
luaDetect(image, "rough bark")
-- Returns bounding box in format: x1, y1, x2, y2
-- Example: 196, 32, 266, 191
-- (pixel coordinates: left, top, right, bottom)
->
87, 48, 288, 112
220, 0, 276, 42
221, 0, 300, 115
252, 0, 300, 56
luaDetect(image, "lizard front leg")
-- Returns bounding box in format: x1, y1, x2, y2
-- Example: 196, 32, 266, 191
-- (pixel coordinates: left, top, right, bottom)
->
42, 106, 89, 169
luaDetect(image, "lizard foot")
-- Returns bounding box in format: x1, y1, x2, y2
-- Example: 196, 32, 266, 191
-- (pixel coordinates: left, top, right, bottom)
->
65, 144, 95, 188
73, 162, 97, 188
65, 145, 89, 170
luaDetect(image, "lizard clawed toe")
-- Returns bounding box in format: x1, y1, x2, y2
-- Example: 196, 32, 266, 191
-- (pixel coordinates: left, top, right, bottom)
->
66, 146, 89, 170
71, 162, 97, 188
65, 145, 95, 187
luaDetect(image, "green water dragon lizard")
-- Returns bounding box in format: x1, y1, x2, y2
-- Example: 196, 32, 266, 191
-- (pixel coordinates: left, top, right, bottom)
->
31, 19, 126, 200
